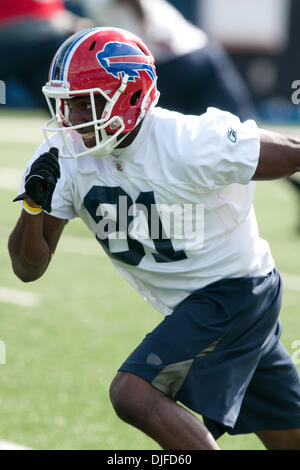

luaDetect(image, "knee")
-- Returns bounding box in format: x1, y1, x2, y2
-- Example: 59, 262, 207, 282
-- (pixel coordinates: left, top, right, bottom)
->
109, 372, 158, 426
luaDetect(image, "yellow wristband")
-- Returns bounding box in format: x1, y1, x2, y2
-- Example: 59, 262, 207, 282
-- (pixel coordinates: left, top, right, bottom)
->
23, 199, 43, 215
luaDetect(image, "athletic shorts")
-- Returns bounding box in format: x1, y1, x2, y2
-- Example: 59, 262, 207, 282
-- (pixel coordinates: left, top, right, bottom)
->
119, 268, 300, 439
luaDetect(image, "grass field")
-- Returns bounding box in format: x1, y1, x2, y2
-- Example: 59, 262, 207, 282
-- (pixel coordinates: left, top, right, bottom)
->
0, 109, 300, 450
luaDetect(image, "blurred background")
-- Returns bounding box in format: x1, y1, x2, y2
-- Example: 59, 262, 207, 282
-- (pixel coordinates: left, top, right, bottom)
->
0, 0, 300, 451
1, 0, 300, 123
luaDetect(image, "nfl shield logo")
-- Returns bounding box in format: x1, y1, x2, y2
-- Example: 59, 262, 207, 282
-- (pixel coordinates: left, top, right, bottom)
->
115, 162, 123, 172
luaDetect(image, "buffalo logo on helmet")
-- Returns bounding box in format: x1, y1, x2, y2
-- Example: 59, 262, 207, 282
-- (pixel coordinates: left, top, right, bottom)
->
96, 42, 156, 83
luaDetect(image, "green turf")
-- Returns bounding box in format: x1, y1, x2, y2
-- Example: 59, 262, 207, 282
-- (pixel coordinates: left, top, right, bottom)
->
0, 111, 299, 450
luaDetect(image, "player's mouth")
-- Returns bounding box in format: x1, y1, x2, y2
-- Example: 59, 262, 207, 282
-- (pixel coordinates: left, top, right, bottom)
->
79, 128, 116, 148
80, 130, 97, 147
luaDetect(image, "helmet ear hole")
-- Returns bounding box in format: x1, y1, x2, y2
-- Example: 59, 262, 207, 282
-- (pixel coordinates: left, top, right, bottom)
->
130, 89, 142, 106
89, 41, 97, 51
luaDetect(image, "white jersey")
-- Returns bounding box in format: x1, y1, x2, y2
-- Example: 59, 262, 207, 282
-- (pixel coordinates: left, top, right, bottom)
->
20, 107, 274, 315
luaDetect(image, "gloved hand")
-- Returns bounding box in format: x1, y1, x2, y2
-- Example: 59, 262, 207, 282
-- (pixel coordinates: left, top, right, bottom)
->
14, 147, 60, 213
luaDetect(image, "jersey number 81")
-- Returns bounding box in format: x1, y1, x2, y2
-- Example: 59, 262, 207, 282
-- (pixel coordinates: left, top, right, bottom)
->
84, 185, 187, 266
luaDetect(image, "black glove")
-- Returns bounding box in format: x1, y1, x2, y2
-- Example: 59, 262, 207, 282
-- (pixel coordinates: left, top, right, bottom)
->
14, 147, 60, 213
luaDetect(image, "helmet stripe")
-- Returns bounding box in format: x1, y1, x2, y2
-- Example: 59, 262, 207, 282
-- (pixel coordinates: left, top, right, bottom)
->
60, 28, 100, 81
50, 28, 101, 81
50, 30, 88, 81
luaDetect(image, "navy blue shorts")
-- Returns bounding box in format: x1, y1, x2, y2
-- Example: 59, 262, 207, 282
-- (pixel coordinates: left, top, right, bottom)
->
119, 268, 300, 438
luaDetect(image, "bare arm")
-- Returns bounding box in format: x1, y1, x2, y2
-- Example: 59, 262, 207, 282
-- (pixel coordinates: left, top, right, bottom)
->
8, 199, 68, 283
252, 129, 300, 180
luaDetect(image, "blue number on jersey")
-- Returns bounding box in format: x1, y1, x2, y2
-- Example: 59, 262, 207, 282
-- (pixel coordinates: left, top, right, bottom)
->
84, 186, 187, 266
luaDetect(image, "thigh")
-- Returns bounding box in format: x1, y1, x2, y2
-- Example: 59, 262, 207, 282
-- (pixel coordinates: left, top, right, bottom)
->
256, 428, 300, 450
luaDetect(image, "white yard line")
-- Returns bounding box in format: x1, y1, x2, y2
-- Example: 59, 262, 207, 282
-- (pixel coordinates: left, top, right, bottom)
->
281, 272, 300, 292
0, 439, 32, 450
0, 286, 41, 307
0, 219, 299, 286
0, 167, 23, 191
0, 114, 45, 143
0, 225, 102, 258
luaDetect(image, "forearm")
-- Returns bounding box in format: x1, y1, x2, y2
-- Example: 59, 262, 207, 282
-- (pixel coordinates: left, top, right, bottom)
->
8, 210, 51, 282
254, 129, 300, 180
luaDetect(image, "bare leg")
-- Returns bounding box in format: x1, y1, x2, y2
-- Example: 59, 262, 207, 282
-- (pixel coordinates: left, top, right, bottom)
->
110, 371, 220, 450
256, 428, 300, 450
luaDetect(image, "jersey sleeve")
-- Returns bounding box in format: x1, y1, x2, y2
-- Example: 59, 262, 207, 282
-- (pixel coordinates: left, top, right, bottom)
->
179, 108, 260, 190
17, 140, 77, 220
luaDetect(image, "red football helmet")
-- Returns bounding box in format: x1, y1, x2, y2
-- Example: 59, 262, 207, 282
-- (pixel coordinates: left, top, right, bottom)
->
42, 27, 159, 158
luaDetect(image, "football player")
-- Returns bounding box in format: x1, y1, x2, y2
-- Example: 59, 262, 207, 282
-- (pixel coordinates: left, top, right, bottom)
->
8, 27, 300, 450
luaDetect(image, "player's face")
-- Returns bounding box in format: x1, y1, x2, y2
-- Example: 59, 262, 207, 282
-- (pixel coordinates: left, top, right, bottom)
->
64, 94, 108, 148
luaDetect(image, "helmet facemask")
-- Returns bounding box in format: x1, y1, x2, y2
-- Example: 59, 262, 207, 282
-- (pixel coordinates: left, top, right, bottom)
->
42, 76, 131, 158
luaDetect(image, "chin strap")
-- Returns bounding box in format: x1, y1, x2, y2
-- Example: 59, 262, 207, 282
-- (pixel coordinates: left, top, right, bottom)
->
137, 76, 159, 126
101, 74, 129, 123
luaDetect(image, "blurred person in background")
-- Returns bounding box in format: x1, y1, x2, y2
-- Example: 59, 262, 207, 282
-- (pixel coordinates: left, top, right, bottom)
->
71, 0, 256, 120
0, 0, 94, 109
196, 0, 300, 233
